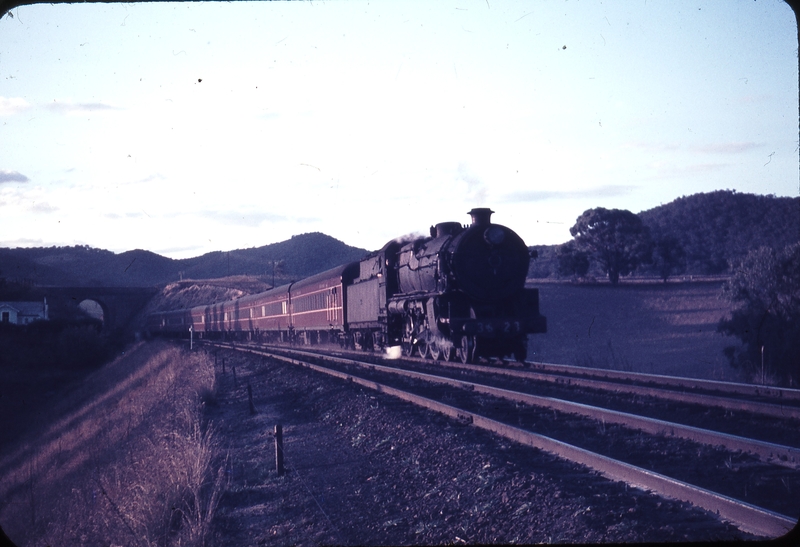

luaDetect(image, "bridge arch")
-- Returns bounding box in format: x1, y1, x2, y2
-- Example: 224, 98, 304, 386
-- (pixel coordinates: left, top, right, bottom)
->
78, 299, 106, 327
42, 287, 159, 337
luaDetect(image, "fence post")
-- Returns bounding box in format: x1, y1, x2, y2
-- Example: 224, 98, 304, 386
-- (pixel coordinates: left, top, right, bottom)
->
247, 383, 256, 415
274, 425, 284, 476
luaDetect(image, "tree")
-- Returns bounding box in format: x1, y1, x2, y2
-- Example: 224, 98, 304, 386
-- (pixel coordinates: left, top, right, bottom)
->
569, 208, 651, 285
650, 236, 687, 282
555, 241, 590, 279
718, 243, 800, 386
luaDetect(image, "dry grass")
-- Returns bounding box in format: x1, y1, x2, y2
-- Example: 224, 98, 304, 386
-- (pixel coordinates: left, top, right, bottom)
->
527, 280, 740, 381
0, 341, 227, 547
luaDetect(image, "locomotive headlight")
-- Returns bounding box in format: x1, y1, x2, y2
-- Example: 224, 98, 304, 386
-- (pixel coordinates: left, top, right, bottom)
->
484, 226, 506, 246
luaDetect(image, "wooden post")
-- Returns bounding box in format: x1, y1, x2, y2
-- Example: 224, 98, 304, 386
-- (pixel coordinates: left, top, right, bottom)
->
233, 366, 237, 387
247, 383, 256, 415
274, 425, 284, 475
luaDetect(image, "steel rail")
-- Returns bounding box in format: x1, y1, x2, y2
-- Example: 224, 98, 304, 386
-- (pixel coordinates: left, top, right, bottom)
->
525, 361, 800, 403
426, 357, 800, 421
259, 345, 800, 469
256, 343, 800, 419
219, 343, 797, 538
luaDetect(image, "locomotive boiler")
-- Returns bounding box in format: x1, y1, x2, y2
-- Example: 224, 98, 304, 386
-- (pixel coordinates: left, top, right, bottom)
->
346, 208, 546, 363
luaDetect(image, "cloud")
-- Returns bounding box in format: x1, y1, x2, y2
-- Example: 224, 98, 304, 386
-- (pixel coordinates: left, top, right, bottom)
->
651, 162, 728, 178
621, 141, 681, 153
502, 184, 637, 202
0, 97, 31, 116
45, 100, 121, 115
0, 170, 29, 183
29, 202, 59, 213
690, 142, 760, 154
623, 141, 761, 155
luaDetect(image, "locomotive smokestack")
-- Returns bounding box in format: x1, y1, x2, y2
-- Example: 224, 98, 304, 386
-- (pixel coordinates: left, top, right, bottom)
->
468, 208, 494, 226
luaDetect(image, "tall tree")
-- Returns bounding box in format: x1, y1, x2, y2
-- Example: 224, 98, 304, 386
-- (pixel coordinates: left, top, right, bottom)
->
718, 243, 800, 387
650, 236, 687, 282
555, 241, 590, 279
569, 208, 651, 285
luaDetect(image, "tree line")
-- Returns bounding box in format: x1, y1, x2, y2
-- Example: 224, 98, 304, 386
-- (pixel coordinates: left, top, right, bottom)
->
535, 190, 799, 387
533, 190, 799, 283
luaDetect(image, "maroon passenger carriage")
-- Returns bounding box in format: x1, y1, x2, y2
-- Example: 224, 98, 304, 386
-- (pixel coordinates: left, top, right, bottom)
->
147, 262, 360, 345
198, 283, 292, 340
282, 263, 358, 344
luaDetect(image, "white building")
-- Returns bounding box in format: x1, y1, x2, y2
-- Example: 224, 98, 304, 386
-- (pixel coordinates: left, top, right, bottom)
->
0, 299, 49, 325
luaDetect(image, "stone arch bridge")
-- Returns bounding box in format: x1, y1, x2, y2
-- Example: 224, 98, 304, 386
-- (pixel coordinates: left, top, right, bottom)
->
43, 286, 159, 336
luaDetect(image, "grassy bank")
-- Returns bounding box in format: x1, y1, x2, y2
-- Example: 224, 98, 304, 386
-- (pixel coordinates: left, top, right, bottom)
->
527, 280, 740, 381
0, 341, 225, 547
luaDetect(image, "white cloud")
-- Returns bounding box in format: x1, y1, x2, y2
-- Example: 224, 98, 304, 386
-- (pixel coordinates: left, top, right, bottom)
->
29, 201, 58, 213
44, 100, 121, 115
0, 97, 30, 116
691, 142, 761, 154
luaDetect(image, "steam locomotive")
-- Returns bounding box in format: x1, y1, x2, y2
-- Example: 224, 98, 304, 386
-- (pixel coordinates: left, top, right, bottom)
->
147, 208, 546, 364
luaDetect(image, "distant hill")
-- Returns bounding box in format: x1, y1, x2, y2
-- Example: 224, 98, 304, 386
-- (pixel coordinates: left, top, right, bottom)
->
0, 233, 370, 290
528, 190, 800, 279
638, 191, 799, 274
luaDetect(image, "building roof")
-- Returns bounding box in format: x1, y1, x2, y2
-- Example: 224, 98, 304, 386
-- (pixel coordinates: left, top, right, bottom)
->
0, 301, 46, 316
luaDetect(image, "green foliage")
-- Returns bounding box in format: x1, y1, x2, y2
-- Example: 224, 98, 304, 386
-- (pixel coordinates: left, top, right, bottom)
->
649, 236, 687, 282
527, 245, 559, 279
569, 208, 651, 285
56, 325, 113, 369
555, 241, 590, 279
639, 190, 800, 275
718, 243, 800, 386
0, 319, 112, 370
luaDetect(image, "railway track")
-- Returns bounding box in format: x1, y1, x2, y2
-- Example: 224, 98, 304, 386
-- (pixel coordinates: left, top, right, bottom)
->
207, 341, 799, 538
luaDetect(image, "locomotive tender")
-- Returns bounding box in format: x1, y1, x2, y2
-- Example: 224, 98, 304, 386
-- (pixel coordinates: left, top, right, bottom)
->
147, 208, 546, 364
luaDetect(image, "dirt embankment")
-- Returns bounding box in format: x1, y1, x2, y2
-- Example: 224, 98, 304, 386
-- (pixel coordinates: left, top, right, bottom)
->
0, 341, 221, 547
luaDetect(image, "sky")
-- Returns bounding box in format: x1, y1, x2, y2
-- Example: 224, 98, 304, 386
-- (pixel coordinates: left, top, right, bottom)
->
0, 0, 797, 259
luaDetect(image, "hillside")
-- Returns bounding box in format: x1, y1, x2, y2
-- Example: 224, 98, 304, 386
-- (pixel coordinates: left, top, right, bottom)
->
638, 190, 800, 274
528, 191, 799, 279
2, 191, 796, 287
0, 233, 369, 289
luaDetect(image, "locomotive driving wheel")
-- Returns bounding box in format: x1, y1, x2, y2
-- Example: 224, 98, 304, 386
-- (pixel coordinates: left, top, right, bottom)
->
513, 339, 528, 364
402, 317, 415, 356
457, 335, 475, 364
417, 339, 428, 359
429, 340, 440, 360
441, 343, 454, 362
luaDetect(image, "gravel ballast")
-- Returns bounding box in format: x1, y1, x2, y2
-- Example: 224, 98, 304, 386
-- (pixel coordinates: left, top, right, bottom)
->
206, 349, 759, 545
